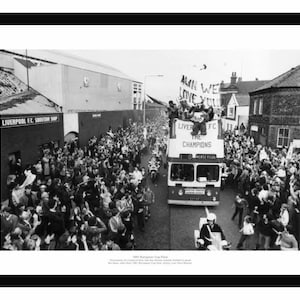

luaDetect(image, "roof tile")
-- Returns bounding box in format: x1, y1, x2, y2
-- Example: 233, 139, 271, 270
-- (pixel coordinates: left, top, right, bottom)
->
251, 65, 300, 92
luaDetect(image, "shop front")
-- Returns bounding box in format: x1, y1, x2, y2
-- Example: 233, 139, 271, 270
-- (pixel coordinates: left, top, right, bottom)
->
0, 113, 63, 201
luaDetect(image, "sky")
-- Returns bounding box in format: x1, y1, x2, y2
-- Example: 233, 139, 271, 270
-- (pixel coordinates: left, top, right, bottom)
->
9, 48, 300, 104
5, 25, 300, 104
58, 49, 300, 102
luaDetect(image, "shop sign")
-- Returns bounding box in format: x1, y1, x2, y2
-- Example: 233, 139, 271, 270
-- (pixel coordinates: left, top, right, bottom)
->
0, 115, 59, 128
92, 113, 102, 118
250, 125, 258, 132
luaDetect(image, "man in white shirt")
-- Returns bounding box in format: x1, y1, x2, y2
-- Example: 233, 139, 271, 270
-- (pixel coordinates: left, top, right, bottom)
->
258, 184, 269, 204
131, 167, 143, 186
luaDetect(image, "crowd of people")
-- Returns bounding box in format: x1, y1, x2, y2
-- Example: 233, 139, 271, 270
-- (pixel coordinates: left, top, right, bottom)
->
223, 131, 300, 250
1, 118, 167, 251
2, 101, 299, 251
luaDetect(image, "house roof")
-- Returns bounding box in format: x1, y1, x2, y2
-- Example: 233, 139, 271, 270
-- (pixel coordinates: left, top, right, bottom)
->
235, 94, 250, 106
221, 80, 268, 94
14, 57, 38, 68
235, 80, 269, 94
251, 65, 300, 93
0, 90, 61, 115
221, 79, 268, 108
15, 50, 141, 83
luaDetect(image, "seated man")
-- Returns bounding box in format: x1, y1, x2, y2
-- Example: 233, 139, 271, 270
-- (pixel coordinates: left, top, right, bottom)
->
198, 213, 228, 250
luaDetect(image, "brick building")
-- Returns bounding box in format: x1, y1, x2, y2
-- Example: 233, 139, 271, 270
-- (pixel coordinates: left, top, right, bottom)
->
220, 72, 268, 132
249, 65, 300, 148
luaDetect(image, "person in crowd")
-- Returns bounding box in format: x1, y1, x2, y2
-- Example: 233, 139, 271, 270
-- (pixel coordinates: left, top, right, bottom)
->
277, 226, 299, 251
135, 192, 147, 232
43, 198, 66, 247
232, 194, 248, 228
143, 186, 155, 221
0, 207, 18, 248
236, 215, 255, 250
256, 214, 273, 250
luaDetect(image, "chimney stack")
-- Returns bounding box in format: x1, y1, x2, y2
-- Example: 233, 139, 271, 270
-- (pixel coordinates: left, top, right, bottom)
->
231, 72, 237, 85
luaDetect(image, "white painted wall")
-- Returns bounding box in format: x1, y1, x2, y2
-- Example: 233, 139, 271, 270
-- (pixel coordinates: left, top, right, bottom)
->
63, 113, 79, 136
62, 65, 132, 112
0, 53, 14, 70
28, 64, 64, 108
223, 105, 250, 131
12, 62, 133, 114
237, 106, 249, 118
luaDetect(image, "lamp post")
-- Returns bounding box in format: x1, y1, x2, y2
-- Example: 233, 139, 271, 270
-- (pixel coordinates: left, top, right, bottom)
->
143, 74, 164, 126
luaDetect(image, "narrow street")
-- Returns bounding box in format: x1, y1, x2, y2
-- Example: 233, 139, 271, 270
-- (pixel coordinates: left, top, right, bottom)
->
133, 150, 170, 250
134, 150, 243, 250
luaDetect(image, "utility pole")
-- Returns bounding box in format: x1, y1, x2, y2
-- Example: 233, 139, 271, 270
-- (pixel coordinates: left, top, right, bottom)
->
25, 49, 30, 91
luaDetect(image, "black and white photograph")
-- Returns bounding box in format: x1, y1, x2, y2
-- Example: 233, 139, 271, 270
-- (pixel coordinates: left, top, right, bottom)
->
1, 22, 300, 285
1, 47, 300, 252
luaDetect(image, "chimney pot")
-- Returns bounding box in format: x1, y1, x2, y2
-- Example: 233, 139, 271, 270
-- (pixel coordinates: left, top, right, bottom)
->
231, 72, 237, 85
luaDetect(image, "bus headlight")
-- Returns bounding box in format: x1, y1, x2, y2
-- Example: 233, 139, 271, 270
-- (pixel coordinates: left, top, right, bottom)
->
206, 190, 212, 197
178, 189, 184, 196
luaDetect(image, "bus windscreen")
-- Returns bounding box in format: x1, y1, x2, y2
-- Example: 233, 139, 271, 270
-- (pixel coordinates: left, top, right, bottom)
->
196, 165, 219, 182
170, 164, 194, 182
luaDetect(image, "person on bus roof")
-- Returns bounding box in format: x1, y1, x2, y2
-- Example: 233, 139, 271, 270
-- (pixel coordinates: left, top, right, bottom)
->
167, 101, 179, 129
188, 103, 214, 136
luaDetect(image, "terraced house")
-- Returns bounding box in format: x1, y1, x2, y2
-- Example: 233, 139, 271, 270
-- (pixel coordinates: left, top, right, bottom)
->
249, 65, 300, 148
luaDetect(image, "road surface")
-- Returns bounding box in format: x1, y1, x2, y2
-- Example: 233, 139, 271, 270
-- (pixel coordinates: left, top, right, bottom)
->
134, 151, 245, 250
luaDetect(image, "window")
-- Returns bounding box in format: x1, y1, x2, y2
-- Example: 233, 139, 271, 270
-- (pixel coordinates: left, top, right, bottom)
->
253, 99, 258, 115
227, 106, 235, 118
277, 128, 290, 148
196, 165, 219, 182
170, 163, 194, 182
258, 99, 263, 115
132, 82, 142, 110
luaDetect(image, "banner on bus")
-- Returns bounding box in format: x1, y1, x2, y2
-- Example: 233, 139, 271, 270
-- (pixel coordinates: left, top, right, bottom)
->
174, 119, 219, 139
168, 137, 224, 159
